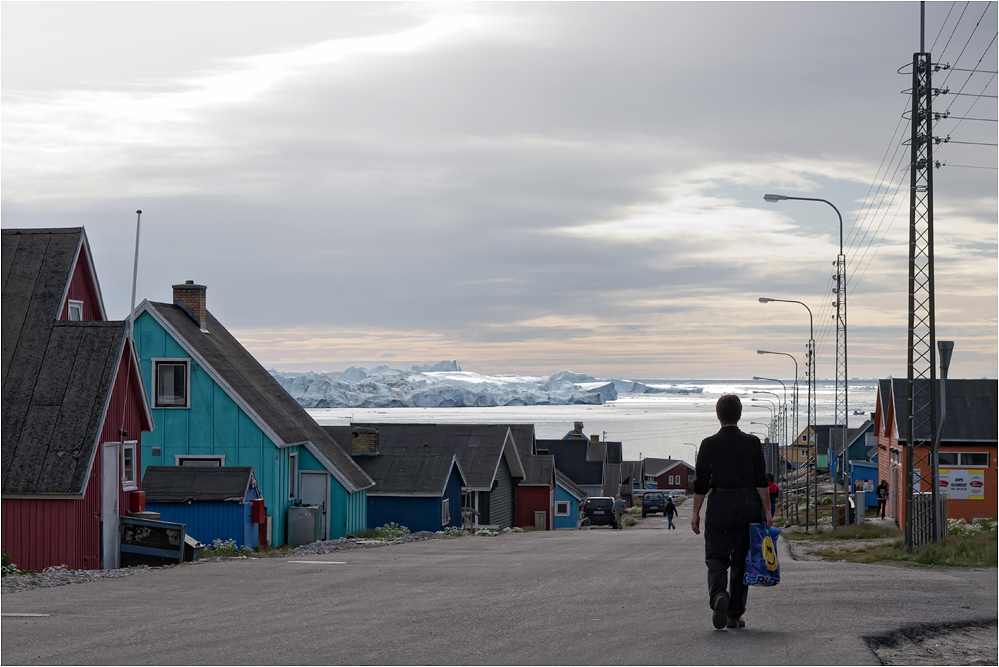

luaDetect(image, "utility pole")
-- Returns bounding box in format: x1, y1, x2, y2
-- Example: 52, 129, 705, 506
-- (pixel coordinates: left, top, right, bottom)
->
905, 1, 940, 550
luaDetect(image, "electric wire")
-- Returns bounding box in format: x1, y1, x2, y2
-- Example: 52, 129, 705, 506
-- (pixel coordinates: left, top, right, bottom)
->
936, 1, 971, 59
930, 2, 959, 52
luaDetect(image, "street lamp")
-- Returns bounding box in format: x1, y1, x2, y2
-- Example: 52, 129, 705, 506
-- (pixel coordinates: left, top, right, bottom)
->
682, 442, 698, 465
757, 352, 800, 523
764, 193, 849, 529
754, 381, 788, 483
759, 296, 816, 532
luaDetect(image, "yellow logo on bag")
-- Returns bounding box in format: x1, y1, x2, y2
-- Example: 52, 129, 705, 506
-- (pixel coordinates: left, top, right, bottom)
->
762, 535, 778, 571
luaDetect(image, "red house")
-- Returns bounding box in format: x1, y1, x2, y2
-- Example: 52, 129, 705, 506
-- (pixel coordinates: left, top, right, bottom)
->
644, 458, 695, 493
515, 454, 555, 530
2, 228, 153, 571
875, 377, 997, 528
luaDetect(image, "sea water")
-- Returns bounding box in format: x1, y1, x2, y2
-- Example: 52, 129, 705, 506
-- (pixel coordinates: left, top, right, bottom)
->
307, 379, 879, 461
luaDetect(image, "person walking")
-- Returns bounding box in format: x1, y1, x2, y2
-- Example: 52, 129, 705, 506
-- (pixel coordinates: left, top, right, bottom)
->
613, 494, 628, 529
767, 473, 779, 519
665, 496, 678, 529
876, 480, 889, 519
690, 394, 772, 631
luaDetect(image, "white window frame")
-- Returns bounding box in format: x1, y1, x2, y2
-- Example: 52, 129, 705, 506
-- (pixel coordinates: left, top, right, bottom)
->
289, 452, 299, 499
442, 498, 450, 525
938, 451, 990, 467
555, 501, 571, 517
152, 358, 191, 409
121, 442, 138, 491
67, 299, 84, 321
687, 474, 695, 483
176, 454, 225, 467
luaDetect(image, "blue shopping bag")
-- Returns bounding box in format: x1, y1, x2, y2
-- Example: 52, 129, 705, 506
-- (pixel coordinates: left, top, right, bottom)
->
744, 523, 782, 587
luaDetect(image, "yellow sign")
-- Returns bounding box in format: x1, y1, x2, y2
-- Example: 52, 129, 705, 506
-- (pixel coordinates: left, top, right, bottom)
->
762, 535, 778, 571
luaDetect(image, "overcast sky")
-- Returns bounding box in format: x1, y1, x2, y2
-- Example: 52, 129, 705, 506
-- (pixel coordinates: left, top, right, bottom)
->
3, 2, 996, 380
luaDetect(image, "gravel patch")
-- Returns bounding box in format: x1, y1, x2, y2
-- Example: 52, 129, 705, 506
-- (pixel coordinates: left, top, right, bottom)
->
785, 537, 896, 561
1, 566, 150, 594
866, 619, 998, 666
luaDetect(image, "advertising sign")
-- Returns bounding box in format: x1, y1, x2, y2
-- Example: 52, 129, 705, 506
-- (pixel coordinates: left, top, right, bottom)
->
939, 469, 987, 500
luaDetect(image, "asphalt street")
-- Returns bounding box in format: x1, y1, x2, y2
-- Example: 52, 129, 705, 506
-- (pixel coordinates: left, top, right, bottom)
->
2, 514, 996, 665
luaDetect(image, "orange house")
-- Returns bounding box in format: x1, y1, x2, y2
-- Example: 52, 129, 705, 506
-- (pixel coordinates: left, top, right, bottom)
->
876, 378, 997, 528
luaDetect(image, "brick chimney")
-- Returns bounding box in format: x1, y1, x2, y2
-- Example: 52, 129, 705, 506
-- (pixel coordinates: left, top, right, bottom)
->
172, 280, 208, 331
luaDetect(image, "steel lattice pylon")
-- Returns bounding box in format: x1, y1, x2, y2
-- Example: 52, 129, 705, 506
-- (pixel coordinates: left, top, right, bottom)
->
905, 51, 939, 550
834, 252, 847, 507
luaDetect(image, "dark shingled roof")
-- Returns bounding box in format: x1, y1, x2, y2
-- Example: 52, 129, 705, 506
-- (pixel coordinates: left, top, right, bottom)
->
323, 423, 522, 492
555, 468, 587, 501
323, 425, 464, 496
142, 466, 257, 502
2, 228, 135, 496
141, 301, 373, 492
540, 439, 603, 486
3, 228, 91, 384
644, 458, 694, 477
3, 322, 128, 494
508, 424, 536, 461
520, 454, 554, 486
880, 378, 998, 443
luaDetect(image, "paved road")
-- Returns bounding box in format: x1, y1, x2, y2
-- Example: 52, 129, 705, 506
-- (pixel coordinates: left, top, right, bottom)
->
2, 515, 995, 665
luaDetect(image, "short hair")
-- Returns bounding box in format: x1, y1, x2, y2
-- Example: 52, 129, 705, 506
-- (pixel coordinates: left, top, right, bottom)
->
716, 394, 742, 424
766, 472, 775, 482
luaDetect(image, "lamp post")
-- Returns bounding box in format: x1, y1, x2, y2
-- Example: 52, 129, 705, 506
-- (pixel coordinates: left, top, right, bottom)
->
764, 193, 848, 529
759, 296, 816, 532
756, 354, 799, 522
754, 378, 789, 518
754, 389, 784, 482
682, 442, 698, 465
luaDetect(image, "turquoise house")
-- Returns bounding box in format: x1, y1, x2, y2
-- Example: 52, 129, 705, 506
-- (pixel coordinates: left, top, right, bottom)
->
133, 281, 374, 546
554, 469, 587, 530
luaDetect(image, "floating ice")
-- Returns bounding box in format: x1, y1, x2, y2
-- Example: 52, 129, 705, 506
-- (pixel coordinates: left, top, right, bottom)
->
270, 362, 701, 409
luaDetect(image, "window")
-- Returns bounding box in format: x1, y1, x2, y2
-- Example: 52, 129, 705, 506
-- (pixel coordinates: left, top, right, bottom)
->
153, 359, 190, 408
442, 498, 450, 525
555, 501, 571, 516
938, 451, 990, 466
688, 474, 695, 483
177, 455, 224, 467
289, 452, 298, 499
121, 443, 137, 490
68, 300, 84, 321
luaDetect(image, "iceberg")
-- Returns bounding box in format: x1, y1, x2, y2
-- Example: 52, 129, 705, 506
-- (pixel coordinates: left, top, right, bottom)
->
270, 363, 699, 409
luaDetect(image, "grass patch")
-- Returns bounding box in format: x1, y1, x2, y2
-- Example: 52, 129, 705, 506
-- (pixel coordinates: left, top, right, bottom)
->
804, 517, 997, 568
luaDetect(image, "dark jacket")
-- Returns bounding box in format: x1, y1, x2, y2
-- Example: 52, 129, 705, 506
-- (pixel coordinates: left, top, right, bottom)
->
693, 425, 768, 495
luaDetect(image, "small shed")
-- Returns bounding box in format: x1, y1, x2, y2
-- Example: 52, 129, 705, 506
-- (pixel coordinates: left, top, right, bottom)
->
143, 466, 261, 548
515, 455, 555, 530
848, 460, 880, 507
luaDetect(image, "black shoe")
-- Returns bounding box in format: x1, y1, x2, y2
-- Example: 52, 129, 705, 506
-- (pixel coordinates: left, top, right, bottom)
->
726, 617, 745, 629
711, 593, 729, 630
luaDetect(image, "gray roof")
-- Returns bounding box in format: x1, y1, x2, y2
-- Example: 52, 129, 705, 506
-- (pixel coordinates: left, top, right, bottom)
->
508, 424, 536, 461
3, 322, 130, 495
829, 420, 874, 451
541, 439, 603, 486
619, 460, 640, 486
140, 301, 373, 492
602, 463, 621, 497
323, 425, 464, 496
586, 440, 606, 463
142, 466, 257, 502
520, 454, 554, 486
2, 228, 142, 496
2, 228, 104, 385
325, 423, 523, 491
605, 442, 623, 464
880, 378, 998, 443
555, 468, 587, 501
644, 457, 689, 477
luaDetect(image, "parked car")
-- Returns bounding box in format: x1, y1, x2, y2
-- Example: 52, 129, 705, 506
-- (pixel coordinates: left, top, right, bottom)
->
642, 491, 666, 517
582, 497, 617, 528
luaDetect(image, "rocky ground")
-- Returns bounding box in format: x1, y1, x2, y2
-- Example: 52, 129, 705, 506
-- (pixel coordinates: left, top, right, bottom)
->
866, 620, 998, 666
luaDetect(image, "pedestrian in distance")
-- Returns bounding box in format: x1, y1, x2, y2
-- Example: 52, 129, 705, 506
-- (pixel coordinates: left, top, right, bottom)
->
690, 394, 772, 631
767, 472, 779, 519
665, 496, 678, 530
876, 479, 889, 519
613, 494, 628, 529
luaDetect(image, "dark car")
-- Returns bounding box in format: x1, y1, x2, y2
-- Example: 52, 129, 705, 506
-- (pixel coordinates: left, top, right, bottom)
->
642, 491, 666, 517
582, 497, 617, 528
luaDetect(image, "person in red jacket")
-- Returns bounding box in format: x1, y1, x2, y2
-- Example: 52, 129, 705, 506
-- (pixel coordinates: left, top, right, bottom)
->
767, 473, 779, 519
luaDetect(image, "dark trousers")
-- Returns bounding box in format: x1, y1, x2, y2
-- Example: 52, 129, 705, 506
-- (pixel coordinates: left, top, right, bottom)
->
877, 498, 887, 518
704, 490, 763, 619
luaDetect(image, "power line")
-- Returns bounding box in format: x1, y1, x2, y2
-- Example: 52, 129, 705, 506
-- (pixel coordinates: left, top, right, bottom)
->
937, 1, 971, 60
930, 2, 959, 52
